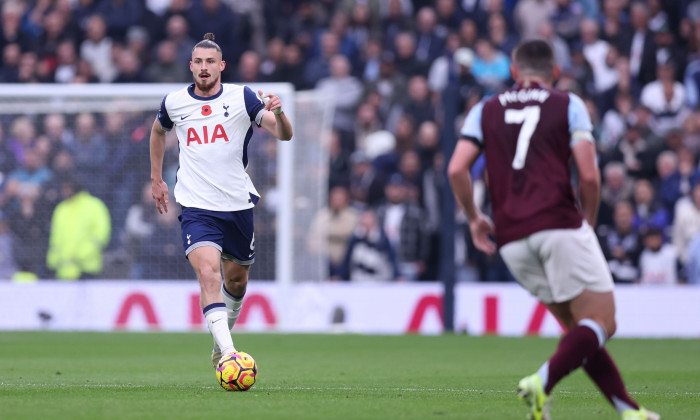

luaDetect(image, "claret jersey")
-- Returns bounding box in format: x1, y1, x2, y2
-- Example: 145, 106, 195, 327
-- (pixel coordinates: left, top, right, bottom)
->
157, 83, 267, 212
459, 82, 594, 246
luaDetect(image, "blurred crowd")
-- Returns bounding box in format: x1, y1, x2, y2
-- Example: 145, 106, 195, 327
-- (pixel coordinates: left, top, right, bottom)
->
0, 0, 700, 285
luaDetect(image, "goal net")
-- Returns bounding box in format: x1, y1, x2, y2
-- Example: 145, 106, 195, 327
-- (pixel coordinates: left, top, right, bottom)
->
0, 83, 332, 283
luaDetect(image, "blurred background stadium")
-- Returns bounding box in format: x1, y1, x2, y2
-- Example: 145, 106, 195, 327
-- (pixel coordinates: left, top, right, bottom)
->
0, 0, 699, 336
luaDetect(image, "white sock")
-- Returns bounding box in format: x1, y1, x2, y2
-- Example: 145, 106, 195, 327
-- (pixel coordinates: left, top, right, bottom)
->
204, 303, 235, 355
222, 284, 244, 330
537, 361, 550, 391
578, 318, 607, 348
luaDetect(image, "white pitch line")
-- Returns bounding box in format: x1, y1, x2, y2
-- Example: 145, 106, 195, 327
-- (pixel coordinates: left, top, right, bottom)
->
1, 382, 699, 396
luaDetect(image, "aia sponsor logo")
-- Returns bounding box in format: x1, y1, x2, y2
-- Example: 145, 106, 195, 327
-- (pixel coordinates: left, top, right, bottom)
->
187, 124, 229, 146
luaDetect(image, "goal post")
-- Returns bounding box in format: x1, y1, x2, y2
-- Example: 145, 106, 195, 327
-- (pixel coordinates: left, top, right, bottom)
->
0, 83, 331, 290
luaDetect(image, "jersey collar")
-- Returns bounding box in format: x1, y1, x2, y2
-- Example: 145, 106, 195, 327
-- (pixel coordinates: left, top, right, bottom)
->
187, 83, 224, 101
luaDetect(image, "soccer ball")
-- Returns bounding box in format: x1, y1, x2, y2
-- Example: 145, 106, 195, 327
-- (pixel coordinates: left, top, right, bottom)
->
216, 351, 257, 391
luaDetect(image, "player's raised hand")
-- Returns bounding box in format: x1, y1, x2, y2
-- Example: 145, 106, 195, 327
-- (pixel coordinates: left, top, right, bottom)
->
152, 178, 169, 214
258, 90, 282, 114
469, 212, 496, 255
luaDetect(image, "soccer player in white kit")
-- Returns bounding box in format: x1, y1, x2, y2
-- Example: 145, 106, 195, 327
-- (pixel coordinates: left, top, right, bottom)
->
149, 33, 293, 367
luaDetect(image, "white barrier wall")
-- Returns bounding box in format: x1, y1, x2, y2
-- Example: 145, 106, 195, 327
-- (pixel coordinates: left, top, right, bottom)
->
0, 282, 698, 338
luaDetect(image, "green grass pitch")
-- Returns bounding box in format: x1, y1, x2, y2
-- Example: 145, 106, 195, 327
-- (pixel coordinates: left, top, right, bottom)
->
1, 332, 698, 420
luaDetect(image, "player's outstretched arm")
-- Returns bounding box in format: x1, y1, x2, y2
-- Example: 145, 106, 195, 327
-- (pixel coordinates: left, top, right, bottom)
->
571, 138, 601, 227
448, 140, 496, 255
258, 90, 293, 141
149, 118, 169, 214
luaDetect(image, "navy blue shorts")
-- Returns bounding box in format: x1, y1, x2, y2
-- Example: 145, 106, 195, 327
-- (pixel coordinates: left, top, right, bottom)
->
179, 207, 255, 265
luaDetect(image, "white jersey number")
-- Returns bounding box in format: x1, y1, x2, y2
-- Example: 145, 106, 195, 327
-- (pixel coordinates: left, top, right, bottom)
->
505, 106, 541, 170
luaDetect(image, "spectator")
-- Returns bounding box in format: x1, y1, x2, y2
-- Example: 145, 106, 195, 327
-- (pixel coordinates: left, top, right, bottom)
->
381, 0, 413, 52
514, 0, 556, 39
67, 113, 108, 197
672, 183, 700, 264
279, 42, 305, 89
0, 1, 34, 52
7, 116, 36, 166
317, 54, 364, 137
659, 148, 699, 216
235, 50, 262, 83
536, 22, 571, 71
599, 201, 641, 283
580, 18, 619, 95
599, 92, 634, 152
393, 32, 425, 77
621, 1, 657, 87
95, 0, 144, 42
5, 176, 51, 278
328, 130, 352, 189
260, 37, 285, 82
402, 75, 434, 127
0, 43, 21, 83
164, 14, 196, 67
325, 12, 360, 66
638, 228, 678, 285
187, 0, 237, 62
434, 0, 459, 36
684, 46, 700, 109
458, 18, 478, 50
304, 31, 339, 87
354, 102, 382, 154
685, 233, 700, 284
602, 122, 659, 180
471, 38, 510, 95
631, 178, 669, 233
134, 191, 192, 279
397, 150, 422, 194
340, 208, 400, 282
376, 174, 428, 280
113, 48, 149, 83
3, 148, 53, 208
307, 186, 359, 278
0, 120, 18, 178
348, 150, 385, 208
640, 62, 689, 137
550, 0, 585, 44
365, 52, 407, 126
146, 39, 189, 83
46, 177, 111, 280
0, 215, 18, 280
426, 31, 461, 95
413, 7, 444, 69
359, 37, 383, 83
487, 13, 518, 56
54, 40, 79, 83
80, 14, 116, 83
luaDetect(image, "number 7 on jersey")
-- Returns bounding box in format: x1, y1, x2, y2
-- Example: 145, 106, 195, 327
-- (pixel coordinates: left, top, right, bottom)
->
505, 105, 541, 170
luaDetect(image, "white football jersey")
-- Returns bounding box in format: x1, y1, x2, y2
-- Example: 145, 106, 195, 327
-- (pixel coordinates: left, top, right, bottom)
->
157, 83, 267, 211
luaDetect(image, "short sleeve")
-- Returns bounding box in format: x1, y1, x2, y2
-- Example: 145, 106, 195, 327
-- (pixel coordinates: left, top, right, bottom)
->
568, 93, 595, 147
459, 101, 485, 144
157, 95, 173, 131
243, 86, 266, 127
568, 93, 593, 133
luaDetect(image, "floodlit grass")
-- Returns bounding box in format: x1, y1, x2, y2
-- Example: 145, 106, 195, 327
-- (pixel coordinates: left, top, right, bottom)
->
0, 332, 698, 419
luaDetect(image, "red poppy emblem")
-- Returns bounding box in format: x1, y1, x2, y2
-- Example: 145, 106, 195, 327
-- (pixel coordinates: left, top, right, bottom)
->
202, 105, 212, 116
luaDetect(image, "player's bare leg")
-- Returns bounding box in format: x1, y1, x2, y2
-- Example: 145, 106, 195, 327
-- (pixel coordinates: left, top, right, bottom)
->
209, 260, 250, 367
222, 259, 249, 329
537, 290, 658, 419
188, 246, 236, 365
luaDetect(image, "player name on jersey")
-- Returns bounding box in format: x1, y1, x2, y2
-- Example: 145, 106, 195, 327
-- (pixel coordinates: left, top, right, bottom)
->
498, 88, 550, 106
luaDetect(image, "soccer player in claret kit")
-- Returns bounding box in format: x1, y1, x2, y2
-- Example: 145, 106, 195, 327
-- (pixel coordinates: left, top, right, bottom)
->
448, 40, 659, 420
149, 33, 293, 368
